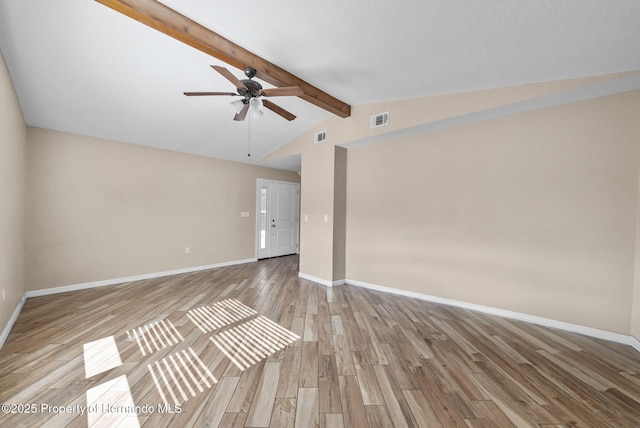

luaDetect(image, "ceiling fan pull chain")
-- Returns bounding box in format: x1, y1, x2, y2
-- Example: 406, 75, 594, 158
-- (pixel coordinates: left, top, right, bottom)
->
247, 113, 251, 157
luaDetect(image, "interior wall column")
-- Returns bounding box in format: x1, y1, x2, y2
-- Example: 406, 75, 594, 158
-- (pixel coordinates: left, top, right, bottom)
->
632, 141, 640, 341
298, 143, 347, 285
332, 147, 347, 282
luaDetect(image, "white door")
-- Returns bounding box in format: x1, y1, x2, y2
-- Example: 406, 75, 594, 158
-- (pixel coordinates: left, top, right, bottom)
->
257, 179, 299, 259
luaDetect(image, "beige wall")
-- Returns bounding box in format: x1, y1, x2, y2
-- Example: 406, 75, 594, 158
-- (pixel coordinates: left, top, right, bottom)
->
26, 128, 299, 291
265, 72, 640, 337
0, 50, 26, 332
262, 72, 632, 164
346, 91, 640, 335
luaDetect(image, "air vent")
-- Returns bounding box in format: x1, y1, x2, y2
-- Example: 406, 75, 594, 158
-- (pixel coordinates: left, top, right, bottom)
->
314, 130, 327, 144
370, 111, 389, 128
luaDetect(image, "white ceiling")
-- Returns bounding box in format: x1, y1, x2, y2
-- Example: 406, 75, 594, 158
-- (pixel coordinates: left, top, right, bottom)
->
1, 0, 639, 170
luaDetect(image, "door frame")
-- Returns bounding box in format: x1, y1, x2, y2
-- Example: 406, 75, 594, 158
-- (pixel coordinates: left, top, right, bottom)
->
256, 178, 300, 259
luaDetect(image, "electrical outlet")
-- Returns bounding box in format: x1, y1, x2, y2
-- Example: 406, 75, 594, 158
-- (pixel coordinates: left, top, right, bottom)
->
2, 289, 5, 302
184, 247, 191, 254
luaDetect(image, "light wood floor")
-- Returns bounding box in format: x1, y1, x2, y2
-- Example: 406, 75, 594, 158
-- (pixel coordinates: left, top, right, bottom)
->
1, 255, 639, 427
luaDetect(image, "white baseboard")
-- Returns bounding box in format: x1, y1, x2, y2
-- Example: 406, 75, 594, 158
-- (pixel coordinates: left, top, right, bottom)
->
344, 278, 640, 353
298, 272, 345, 287
25, 258, 257, 298
0, 295, 26, 349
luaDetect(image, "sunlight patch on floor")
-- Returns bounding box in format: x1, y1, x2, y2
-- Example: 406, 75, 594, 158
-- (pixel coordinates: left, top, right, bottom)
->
83, 336, 122, 378
148, 347, 218, 407
210, 316, 300, 370
126, 319, 184, 356
187, 299, 257, 333
86, 375, 140, 427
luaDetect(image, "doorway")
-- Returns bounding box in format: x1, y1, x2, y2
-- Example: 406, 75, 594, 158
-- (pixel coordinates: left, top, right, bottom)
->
256, 179, 300, 259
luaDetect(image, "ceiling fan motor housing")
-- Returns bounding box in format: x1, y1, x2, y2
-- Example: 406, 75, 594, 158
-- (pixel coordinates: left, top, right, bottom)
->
237, 66, 262, 99
239, 79, 262, 99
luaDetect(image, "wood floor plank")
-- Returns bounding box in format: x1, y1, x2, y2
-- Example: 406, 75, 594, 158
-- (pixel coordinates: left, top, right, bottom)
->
412, 363, 469, 427
320, 413, 344, 428
379, 342, 420, 390
373, 364, 411, 428
318, 354, 342, 414
303, 313, 318, 342
480, 358, 559, 424
299, 341, 319, 388
403, 389, 443, 427
219, 412, 248, 428
245, 362, 281, 427
469, 373, 539, 428
317, 288, 332, 324
318, 322, 334, 356
541, 396, 611, 428
333, 333, 355, 376
294, 387, 319, 428
226, 361, 266, 413
414, 358, 483, 420
351, 351, 385, 405
471, 400, 517, 428
338, 375, 368, 428
351, 310, 388, 365
275, 345, 301, 399
1, 255, 639, 427
364, 405, 394, 427
186, 375, 239, 428
268, 398, 295, 428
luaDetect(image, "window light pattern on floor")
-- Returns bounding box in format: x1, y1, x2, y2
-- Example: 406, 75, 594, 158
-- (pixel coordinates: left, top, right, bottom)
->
210, 316, 300, 371
83, 335, 122, 378
187, 299, 257, 333
148, 347, 218, 407
126, 319, 184, 356
86, 375, 140, 427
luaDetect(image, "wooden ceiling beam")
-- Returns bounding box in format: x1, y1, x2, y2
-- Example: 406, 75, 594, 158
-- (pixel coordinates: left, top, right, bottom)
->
95, 0, 351, 118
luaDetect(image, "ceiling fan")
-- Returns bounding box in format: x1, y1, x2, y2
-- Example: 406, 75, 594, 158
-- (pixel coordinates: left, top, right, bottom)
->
184, 65, 304, 121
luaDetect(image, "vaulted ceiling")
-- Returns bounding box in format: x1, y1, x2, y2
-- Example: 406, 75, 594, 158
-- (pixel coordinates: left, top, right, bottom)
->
1, 0, 639, 170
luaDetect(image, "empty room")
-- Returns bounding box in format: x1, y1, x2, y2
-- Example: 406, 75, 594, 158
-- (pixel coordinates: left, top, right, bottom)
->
1, 1, 640, 427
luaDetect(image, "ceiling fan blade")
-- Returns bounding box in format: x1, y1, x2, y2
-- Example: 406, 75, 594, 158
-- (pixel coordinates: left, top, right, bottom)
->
211, 65, 247, 91
263, 100, 296, 121
234, 103, 250, 121
260, 86, 304, 97
183, 91, 237, 96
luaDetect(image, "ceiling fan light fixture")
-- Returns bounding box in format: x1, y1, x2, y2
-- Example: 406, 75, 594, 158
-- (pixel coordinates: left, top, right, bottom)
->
250, 98, 264, 118
230, 99, 245, 113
